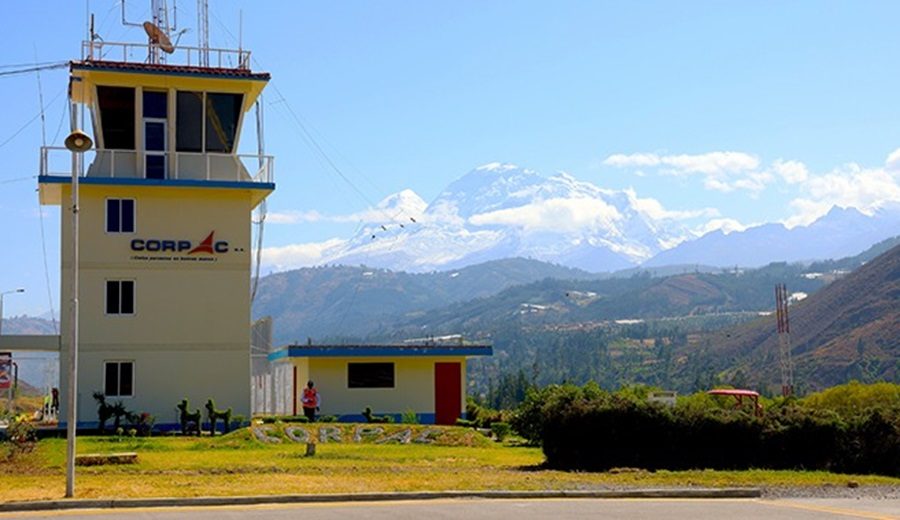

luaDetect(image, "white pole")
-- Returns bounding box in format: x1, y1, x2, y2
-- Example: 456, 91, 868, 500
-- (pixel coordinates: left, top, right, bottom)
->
65, 103, 81, 499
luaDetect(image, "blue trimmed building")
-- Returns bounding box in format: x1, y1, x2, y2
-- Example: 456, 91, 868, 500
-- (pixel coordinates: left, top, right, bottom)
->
267, 343, 492, 424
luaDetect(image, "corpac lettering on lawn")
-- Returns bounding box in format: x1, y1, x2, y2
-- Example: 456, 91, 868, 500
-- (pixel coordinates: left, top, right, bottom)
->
251, 424, 444, 445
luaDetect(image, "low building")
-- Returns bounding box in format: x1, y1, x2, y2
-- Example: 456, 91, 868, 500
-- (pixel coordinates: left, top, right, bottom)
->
268, 343, 492, 424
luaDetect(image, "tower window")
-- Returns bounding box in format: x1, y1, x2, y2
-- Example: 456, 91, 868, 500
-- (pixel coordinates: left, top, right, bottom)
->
176, 91, 203, 152
105, 199, 135, 233
143, 90, 167, 118
97, 86, 135, 150
104, 361, 134, 397
205, 93, 243, 153
106, 280, 135, 315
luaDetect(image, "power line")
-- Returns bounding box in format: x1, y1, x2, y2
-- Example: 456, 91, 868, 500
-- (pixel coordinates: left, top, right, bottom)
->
0, 88, 65, 152
0, 176, 36, 185
0, 61, 66, 70
0, 62, 68, 78
208, 10, 421, 229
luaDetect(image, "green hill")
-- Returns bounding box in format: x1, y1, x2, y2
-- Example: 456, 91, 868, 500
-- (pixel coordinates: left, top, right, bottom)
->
692, 242, 900, 393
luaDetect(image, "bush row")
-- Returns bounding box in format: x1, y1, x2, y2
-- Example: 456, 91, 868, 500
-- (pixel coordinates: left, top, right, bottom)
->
512, 384, 900, 476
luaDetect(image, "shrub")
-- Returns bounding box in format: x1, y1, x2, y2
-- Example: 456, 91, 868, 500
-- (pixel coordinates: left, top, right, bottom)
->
491, 422, 511, 442
801, 381, 900, 419
3, 417, 37, 459
511, 382, 608, 445
401, 409, 419, 424
128, 412, 155, 437
536, 382, 900, 476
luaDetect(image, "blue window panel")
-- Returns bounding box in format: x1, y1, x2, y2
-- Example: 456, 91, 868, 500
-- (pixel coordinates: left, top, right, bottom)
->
106, 281, 119, 314
121, 199, 135, 233
143, 91, 167, 119
146, 155, 166, 179
145, 122, 166, 151
106, 199, 120, 232
120, 281, 134, 315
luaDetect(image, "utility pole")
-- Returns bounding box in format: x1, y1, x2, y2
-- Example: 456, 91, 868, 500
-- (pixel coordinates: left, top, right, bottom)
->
775, 284, 794, 397
0, 288, 25, 336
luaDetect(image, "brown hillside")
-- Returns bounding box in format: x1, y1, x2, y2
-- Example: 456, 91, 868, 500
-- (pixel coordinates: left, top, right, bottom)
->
687, 244, 900, 392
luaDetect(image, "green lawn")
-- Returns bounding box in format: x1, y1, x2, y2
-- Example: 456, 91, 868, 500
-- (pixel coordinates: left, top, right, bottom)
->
1, 425, 897, 503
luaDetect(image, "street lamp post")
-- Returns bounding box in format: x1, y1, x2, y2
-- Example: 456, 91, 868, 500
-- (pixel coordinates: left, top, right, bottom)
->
63, 121, 92, 499
0, 288, 24, 413
0, 288, 25, 336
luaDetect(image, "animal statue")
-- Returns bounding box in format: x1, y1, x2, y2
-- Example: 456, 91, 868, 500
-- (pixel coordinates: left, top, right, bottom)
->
204, 399, 232, 435
362, 406, 392, 424
177, 399, 202, 436
92, 392, 113, 433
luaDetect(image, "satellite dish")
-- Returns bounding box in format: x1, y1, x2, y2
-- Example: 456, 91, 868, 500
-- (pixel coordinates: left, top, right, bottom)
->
64, 130, 93, 153
143, 21, 175, 54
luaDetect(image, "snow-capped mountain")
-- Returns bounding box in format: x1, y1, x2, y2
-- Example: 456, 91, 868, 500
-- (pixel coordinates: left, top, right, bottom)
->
265, 163, 900, 273
644, 204, 900, 268
277, 163, 692, 272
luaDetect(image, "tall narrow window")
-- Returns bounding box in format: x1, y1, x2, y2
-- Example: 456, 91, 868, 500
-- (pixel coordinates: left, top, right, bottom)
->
106, 280, 135, 315
176, 91, 203, 152
205, 93, 243, 153
143, 90, 168, 179
104, 361, 134, 397
97, 86, 135, 150
105, 199, 135, 233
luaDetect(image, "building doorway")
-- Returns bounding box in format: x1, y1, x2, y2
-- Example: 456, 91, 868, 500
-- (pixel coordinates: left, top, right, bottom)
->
434, 362, 461, 425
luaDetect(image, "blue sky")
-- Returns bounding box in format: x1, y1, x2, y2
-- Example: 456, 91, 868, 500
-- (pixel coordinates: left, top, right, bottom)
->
3, 1, 900, 316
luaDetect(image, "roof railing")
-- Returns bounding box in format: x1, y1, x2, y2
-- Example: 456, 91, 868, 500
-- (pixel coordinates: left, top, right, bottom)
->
81, 40, 251, 70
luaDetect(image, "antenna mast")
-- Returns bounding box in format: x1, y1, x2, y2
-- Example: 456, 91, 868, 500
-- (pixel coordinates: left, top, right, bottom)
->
775, 284, 795, 397
197, 0, 209, 67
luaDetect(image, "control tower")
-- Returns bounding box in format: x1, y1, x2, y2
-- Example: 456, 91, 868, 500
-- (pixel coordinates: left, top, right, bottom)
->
37, 6, 274, 429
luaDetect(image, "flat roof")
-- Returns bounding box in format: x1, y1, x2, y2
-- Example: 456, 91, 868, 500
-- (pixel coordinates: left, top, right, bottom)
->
269, 343, 493, 362
71, 61, 271, 81
707, 389, 760, 397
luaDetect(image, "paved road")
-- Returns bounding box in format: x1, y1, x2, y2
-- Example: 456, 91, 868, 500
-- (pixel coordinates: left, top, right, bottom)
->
3, 498, 898, 520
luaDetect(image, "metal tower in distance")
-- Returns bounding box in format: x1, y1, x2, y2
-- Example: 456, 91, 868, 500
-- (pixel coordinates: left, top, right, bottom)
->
775, 284, 795, 397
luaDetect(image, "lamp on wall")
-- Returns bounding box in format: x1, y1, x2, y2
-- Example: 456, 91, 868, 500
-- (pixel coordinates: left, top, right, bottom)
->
64, 130, 93, 153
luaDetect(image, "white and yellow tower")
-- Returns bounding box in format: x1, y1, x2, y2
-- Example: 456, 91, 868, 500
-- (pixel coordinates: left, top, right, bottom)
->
38, 11, 273, 428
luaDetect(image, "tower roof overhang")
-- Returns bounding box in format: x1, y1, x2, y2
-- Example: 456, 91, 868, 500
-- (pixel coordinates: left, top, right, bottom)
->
69, 60, 269, 110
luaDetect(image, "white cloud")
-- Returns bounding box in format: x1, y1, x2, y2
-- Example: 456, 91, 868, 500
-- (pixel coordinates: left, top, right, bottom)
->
468, 197, 623, 233
603, 153, 661, 168
261, 238, 346, 271
267, 189, 426, 226
694, 218, 749, 236
660, 152, 760, 176
266, 210, 324, 224
603, 151, 774, 193
625, 189, 719, 221
785, 163, 900, 227
772, 159, 808, 184
886, 148, 900, 171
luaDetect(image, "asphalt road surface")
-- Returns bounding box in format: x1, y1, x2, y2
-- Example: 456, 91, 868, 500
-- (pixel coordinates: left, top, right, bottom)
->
3, 498, 898, 520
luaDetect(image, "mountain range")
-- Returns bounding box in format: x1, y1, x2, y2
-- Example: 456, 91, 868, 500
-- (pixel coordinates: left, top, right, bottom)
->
268, 163, 900, 273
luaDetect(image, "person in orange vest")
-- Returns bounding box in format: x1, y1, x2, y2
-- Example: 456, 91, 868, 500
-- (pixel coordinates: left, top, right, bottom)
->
301, 380, 319, 422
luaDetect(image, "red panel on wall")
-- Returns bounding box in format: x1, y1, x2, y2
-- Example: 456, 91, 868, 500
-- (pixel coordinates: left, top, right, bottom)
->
434, 362, 461, 425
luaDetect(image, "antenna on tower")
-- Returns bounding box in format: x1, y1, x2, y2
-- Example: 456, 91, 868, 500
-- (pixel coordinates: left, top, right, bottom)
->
197, 0, 209, 67
121, 1, 186, 64
775, 283, 795, 397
